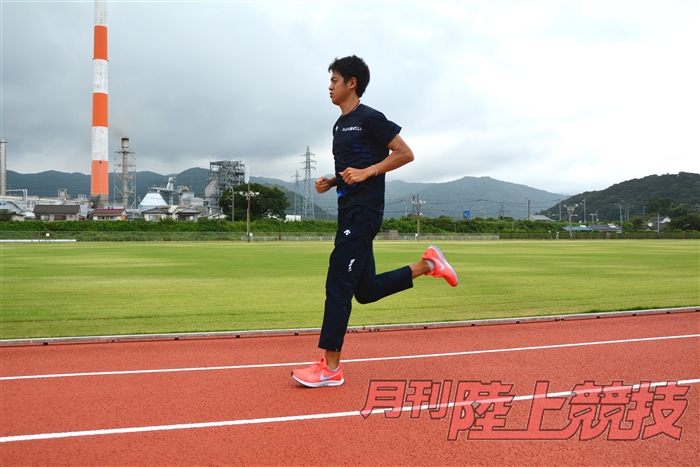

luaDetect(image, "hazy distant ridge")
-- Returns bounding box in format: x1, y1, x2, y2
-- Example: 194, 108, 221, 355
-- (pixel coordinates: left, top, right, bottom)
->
5, 169, 697, 221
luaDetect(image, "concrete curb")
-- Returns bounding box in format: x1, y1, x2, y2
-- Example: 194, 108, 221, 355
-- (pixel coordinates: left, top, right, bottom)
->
1, 306, 698, 347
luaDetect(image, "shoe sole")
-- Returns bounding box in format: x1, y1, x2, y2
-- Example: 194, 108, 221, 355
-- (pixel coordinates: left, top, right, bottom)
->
291, 372, 344, 388
429, 245, 459, 286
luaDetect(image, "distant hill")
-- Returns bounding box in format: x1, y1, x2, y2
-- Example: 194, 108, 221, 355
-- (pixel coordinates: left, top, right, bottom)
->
5, 170, 92, 198
5, 169, 568, 219
5, 169, 187, 202
239, 175, 568, 219
4, 169, 332, 219
382, 176, 565, 219
538, 172, 700, 222
12, 168, 696, 220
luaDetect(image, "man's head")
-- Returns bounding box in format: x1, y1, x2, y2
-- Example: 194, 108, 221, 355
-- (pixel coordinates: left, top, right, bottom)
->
328, 55, 370, 98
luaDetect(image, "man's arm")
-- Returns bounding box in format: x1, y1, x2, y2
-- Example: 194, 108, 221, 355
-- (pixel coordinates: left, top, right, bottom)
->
339, 134, 414, 185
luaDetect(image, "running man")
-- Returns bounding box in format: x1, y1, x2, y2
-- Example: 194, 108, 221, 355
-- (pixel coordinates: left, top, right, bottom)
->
291, 55, 458, 388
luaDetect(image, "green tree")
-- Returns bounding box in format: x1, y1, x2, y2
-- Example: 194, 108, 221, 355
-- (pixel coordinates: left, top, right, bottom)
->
219, 183, 289, 221
668, 213, 700, 231
629, 216, 646, 231
647, 198, 675, 215
0, 210, 13, 222
671, 203, 693, 217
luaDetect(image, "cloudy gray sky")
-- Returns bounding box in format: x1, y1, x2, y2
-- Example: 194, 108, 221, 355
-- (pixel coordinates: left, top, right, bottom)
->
2, 0, 698, 195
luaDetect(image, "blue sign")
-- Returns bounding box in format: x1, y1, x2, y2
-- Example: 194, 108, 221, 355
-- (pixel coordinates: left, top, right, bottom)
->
463, 210, 471, 219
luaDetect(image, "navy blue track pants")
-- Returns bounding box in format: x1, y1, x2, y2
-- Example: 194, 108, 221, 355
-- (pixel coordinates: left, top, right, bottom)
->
318, 205, 413, 352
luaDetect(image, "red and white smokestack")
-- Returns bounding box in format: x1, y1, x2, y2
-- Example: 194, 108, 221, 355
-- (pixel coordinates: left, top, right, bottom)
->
0, 139, 7, 196
91, 0, 108, 206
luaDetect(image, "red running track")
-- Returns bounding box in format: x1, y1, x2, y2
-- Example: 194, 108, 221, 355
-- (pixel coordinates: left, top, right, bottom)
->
1, 311, 698, 466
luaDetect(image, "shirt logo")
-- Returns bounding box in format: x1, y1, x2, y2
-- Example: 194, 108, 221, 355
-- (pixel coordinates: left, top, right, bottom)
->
348, 259, 356, 272
341, 126, 362, 132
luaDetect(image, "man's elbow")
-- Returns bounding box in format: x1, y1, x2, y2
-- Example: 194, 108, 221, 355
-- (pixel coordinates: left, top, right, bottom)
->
388, 135, 415, 165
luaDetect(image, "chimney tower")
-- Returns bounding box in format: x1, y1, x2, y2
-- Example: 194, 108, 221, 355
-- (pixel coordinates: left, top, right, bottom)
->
90, 0, 109, 208
0, 139, 7, 196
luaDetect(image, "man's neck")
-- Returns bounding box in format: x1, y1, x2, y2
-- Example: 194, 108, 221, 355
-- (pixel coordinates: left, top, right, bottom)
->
339, 97, 361, 116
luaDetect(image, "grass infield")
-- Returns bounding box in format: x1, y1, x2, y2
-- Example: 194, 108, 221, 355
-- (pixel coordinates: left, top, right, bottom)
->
0, 240, 698, 339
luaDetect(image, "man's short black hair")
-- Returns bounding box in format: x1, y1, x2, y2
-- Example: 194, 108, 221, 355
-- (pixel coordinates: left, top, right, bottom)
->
328, 55, 370, 98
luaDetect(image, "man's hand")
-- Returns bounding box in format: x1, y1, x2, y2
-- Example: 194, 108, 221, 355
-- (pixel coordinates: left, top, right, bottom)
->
315, 176, 337, 194
339, 167, 374, 185
339, 134, 414, 185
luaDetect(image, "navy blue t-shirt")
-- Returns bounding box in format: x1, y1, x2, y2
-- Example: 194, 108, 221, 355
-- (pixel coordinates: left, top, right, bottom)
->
332, 104, 401, 213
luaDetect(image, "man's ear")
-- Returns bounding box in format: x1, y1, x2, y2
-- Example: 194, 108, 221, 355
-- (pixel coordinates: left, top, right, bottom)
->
348, 77, 357, 90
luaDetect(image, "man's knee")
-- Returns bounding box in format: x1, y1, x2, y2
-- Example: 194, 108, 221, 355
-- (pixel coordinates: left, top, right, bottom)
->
354, 290, 374, 305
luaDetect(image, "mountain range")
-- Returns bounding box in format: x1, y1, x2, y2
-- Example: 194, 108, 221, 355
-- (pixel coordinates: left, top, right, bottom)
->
538, 172, 700, 222
5, 169, 698, 221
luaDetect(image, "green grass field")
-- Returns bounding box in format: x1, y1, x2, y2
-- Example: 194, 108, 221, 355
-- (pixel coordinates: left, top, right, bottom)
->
1, 240, 698, 339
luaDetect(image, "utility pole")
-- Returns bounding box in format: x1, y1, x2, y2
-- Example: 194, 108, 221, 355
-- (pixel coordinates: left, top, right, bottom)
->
412, 194, 426, 240
582, 198, 586, 225
242, 164, 260, 243
615, 203, 623, 226
558, 200, 562, 224
525, 197, 531, 220
239, 180, 259, 243
564, 204, 578, 240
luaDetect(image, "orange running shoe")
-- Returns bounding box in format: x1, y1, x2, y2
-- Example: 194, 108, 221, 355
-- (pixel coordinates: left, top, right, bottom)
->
291, 357, 344, 387
422, 244, 459, 287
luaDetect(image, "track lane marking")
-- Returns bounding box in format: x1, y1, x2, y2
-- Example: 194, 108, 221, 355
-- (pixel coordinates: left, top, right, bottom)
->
2, 333, 699, 381
2, 378, 698, 443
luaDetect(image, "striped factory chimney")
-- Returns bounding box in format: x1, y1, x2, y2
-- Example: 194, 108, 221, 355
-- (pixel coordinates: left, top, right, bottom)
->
90, 0, 108, 208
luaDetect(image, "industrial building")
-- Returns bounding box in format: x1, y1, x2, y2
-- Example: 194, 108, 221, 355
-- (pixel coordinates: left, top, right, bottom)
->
0, 134, 245, 222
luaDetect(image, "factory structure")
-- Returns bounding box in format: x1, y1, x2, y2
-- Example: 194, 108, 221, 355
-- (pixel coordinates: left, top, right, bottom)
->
0, 135, 249, 221
0, 0, 254, 223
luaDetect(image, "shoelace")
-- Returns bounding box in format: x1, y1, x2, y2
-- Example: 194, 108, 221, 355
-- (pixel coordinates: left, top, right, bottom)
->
312, 360, 327, 374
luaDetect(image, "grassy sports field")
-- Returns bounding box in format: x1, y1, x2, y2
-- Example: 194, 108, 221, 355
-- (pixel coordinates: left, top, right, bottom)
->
0, 240, 698, 339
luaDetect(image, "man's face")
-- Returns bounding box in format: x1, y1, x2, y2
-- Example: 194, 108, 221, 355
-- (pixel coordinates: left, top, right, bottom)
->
329, 70, 356, 106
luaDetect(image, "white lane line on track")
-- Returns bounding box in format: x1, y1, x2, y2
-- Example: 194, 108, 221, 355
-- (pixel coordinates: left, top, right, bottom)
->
2, 378, 699, 443
2, 333, 699, 382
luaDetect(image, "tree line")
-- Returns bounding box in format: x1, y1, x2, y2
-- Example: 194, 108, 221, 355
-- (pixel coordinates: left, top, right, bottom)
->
2, 183, 699, 232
